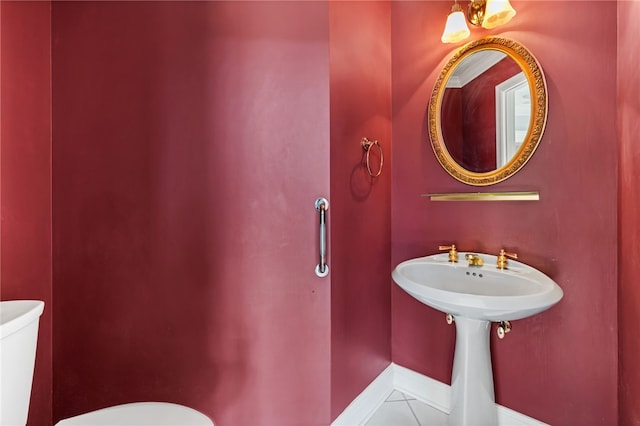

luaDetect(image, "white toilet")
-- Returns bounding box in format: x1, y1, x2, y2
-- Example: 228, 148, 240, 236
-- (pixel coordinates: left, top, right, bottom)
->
0, 300, 213, 426
0, 300, 44, 425
55, 401, 213, 425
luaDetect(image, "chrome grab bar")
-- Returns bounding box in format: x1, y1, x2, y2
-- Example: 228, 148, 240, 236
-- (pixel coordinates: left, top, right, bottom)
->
315, 197, 329, 277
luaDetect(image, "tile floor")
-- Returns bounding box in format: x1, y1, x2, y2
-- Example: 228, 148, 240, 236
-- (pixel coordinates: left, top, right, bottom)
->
365, 390, 448, 426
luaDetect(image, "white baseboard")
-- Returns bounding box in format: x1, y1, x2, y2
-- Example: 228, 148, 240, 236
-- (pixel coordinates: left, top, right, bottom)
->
331, 364, 395, 426
393, 363, 450, 414
332, 363, 549, 426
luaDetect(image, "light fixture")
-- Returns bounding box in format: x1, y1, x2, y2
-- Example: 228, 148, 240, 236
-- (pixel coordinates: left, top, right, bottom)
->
481, 0, 517, 29
441, 1, 471, 44
441, 0, 517, 44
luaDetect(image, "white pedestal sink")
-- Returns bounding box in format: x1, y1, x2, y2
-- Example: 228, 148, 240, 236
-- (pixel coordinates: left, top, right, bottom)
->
392, 252, 563, 425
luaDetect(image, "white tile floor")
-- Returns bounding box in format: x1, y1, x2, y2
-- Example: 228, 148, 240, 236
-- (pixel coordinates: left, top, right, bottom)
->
365, 390, 448, 426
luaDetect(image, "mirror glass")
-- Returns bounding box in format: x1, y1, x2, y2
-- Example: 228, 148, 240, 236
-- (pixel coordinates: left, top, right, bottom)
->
428, 37, 547, 186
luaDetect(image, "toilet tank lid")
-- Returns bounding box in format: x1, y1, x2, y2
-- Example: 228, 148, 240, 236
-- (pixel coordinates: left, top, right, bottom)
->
55, 402, 214, 426
0, 300, 44, 339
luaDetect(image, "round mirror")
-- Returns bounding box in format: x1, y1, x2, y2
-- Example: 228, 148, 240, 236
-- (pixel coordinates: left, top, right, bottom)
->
428, 37, 548, 186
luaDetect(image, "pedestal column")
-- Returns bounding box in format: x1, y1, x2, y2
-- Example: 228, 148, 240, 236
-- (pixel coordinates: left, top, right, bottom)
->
449, 316, 497, 425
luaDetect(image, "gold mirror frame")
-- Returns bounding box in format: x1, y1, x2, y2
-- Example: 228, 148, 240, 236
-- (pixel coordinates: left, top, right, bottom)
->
428, 37, 548, 186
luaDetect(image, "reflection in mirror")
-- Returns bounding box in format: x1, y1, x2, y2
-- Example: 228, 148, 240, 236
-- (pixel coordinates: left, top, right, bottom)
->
496, 72, 531, 168
428, 37, 547, 186
441, 51, 527, 172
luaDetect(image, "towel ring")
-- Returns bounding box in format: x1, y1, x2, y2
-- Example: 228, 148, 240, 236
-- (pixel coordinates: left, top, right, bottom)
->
361, 137, 383, 178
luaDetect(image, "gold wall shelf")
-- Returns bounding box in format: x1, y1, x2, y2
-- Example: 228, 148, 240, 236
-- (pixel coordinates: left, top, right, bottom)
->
423, 191, 540, 201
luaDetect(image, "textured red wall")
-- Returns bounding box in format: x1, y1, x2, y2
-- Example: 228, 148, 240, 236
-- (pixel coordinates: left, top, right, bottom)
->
52, 2, 331, 425
328, 1, 392, 419
0, 2, 52, 425
7, 1, 632, 424
441, 89, 464, 163
391, 1, 618, 425
618, 0, 640, 423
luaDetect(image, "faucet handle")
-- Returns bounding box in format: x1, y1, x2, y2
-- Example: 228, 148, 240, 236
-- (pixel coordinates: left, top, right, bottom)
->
497, 249, 518, 269
439, 244, 458, 263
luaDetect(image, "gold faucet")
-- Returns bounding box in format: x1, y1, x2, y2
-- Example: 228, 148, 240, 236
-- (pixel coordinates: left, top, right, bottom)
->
439, 244, 458, 263
497, 249, 518, 269
465, 253, 483, 267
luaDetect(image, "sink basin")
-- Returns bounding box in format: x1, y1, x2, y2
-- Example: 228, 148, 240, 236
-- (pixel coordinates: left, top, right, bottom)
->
392, 252, 563, 425
392, 252, 563, 321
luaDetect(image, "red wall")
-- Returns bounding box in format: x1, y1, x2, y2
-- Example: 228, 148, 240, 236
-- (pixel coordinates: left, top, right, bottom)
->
4, 1, 636, 425
391, 1, 618, 425
618, 0, 640, 423
441, 89, 464, 163
52, 2, 332, 425
0, 2, 53, 425
329, 1, 392, 419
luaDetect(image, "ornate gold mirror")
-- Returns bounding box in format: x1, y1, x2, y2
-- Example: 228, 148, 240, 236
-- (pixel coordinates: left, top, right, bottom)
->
428, 37, 548, 186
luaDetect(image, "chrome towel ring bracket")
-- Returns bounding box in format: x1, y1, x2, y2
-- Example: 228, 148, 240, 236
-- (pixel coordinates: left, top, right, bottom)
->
361, 137, 384, 178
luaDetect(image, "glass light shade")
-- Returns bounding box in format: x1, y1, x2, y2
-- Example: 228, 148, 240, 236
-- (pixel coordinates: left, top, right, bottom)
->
441, 9, 471, 44
481, 0, 516, 29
